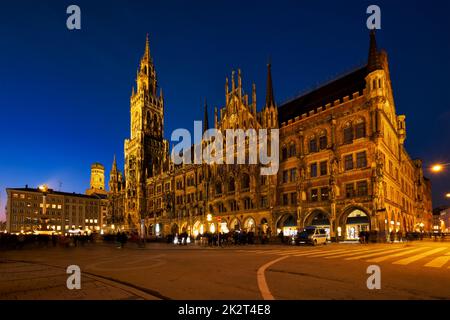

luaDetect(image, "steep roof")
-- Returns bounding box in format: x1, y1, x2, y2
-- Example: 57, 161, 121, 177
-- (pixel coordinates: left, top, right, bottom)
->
278, 65, 368, 124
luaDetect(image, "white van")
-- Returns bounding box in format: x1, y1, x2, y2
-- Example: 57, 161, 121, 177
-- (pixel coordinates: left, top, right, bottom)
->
296, 227, 327, 246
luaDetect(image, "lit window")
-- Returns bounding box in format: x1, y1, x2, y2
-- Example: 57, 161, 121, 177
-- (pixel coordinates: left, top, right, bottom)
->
311, 189, 318, 202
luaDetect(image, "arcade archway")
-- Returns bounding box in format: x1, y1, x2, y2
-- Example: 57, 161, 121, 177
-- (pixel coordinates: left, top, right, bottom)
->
229, 218, 241, 231
277, 214, 297, 236
344, 209, 370, 240
243, 217, 256, 232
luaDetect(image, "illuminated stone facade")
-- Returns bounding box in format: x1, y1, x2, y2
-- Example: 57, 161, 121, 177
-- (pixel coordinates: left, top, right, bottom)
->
5, 187, 105, 234
107, 32, 433, 240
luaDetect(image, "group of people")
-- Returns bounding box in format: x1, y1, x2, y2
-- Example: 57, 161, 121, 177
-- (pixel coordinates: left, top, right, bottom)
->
0, 232, 97, 250
171, 229, 273, 247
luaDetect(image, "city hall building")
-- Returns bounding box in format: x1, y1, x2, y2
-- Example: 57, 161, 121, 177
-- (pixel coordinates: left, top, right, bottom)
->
103, 31, 433, 241
7, 31, 433, 240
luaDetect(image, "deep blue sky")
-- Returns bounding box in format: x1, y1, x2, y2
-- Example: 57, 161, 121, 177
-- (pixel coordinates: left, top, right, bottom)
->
1, 0, 450, 220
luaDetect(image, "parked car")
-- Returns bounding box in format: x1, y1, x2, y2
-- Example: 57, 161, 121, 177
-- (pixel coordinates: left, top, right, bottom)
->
295, 227, 327, 246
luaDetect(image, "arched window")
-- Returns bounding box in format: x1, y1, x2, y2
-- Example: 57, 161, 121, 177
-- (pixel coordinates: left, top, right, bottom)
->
343, 123, 353, 144
228, 178, 235, 193
281, 146, 288, 161
319, 132, 327, 150
289, 143, 296, 157
215, 182, 222, 195
242, 174, 250, 190
309, 137, 318, 153
355, 119, 366, 139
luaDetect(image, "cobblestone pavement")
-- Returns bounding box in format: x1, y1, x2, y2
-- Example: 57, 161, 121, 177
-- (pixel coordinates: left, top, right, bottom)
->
0, 259, 160, 300
1, 241, 449, 300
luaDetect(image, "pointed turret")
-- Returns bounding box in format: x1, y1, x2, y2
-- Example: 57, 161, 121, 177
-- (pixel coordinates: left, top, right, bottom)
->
252, 83, 257, 114
144, 33, 150, 61
214, 106, 218, 128
112, 154, 117, 172
203, 99, 209, 133
265, 63, 275, 108
367, 30, 382, 73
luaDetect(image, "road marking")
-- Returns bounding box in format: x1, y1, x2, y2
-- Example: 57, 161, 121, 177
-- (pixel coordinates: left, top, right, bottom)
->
424, 252, 450, 268
290, 249, 334, 257
366, 247, 428, 263
254, 250, 286, 255
325, 248, 394, 259
345, 247, 409, 260
256, 256, 289, 300
392, 248, 447, 265
302, 248, 361, 257
273, 249, 322, 256
256, 249, 312, 255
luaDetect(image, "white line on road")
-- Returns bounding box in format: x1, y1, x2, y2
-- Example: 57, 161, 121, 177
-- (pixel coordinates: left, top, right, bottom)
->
392, 248, 447, 265
323, 247, 391, 259
345, 247, 410, 260
256, 256, 289, 300
308, 247, 370, 257
366, 247, 428, 263
424, 252, 450, 268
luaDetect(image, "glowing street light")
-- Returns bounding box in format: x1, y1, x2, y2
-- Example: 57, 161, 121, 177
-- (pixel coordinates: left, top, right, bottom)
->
431, 164, 444, 173
446, 193, 450, 199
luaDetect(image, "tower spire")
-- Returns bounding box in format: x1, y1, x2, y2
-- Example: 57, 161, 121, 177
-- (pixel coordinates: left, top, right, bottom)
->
367, 29, 382, 72
144, 33, 150, 60
203, 99, 209, 133
265, 63, 275, 108
112, 154, 117, 171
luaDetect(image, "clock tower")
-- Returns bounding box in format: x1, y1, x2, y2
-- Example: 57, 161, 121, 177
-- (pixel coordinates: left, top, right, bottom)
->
124, 35, 168, 229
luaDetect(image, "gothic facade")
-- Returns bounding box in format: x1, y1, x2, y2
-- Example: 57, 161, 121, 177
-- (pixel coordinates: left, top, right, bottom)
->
107, 31, 433, 241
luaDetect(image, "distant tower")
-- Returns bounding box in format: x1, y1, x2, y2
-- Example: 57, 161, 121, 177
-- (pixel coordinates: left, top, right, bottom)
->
86, 163, 107, 195
108, 155, 122, 194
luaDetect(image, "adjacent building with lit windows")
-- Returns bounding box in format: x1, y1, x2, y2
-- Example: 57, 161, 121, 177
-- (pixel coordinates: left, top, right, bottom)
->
5, 186, 103, 234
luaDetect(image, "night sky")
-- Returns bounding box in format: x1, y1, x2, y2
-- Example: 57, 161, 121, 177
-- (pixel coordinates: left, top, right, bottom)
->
1, 0, 449, 220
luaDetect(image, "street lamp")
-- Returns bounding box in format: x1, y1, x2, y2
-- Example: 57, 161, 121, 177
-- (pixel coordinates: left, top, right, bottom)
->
445, 193, 450, 199
431, 164, 444, 173
430, 163, 450, 173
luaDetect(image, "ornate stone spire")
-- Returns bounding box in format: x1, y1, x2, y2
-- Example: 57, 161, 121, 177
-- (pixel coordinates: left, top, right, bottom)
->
203, 99, 209, 133
367, 30, 382, 73
265, 63, 275, 108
